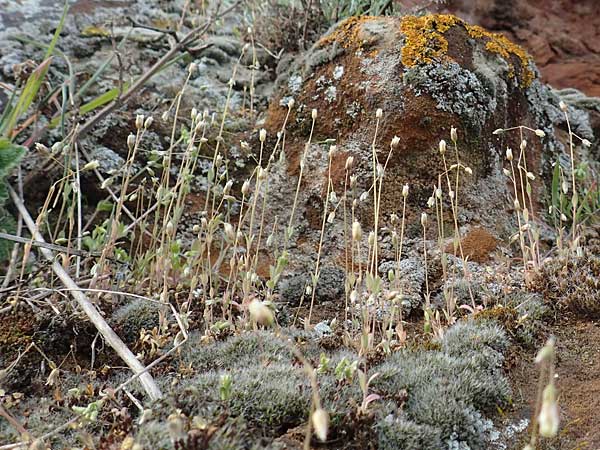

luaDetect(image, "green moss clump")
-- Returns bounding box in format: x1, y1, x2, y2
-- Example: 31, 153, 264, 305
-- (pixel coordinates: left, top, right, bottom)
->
373, 321, 509, 449
111, 299, 162, 343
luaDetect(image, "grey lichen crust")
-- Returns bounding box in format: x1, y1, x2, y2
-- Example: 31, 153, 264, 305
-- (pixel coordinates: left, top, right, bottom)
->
404, 61, 496, 131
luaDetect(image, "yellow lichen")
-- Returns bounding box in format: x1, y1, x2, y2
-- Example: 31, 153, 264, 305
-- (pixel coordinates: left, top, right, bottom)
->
317, 15, 379, 50
399, 14, 462, 67
399, 14, 534, 88
465, 24, 534, 87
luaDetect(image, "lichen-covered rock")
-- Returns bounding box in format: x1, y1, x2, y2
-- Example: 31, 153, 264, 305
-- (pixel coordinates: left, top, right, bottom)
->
262, 14, 595, 267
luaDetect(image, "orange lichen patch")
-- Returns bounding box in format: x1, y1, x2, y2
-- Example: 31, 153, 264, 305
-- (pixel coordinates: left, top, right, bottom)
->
446, 226, 498, 263
466, 24, 534, 87
399, 14, 534, 87
317, 15, 379, 50
399, 14, 462, 67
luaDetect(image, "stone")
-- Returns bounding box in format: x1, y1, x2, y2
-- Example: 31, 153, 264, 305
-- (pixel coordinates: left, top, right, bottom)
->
262, 14, 593, 271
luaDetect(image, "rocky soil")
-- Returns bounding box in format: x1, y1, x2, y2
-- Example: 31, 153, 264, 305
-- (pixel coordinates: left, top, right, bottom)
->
0, 1, 599, 449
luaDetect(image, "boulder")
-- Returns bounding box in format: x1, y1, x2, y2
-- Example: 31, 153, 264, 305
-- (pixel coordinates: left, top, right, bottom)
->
263, 14, 587, 267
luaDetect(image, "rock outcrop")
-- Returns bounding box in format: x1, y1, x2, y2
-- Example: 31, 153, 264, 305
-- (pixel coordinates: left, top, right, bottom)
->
439, 0, 600, 97
263, 14, 597, 271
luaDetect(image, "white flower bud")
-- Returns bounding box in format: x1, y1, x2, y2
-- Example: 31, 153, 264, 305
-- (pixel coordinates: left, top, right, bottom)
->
391, 135, 400, 147
136, 114, 144, 129
127, 134, 136, 150
526, 172, 536, 181
188, 62, 198, 75
439, 139, 447, 154
311, 109, 318, 120
259, 129, 267, 142
161, 111, 169, 122
492, 128, 504, 135
312, 408, 329, 442
223, 180, 233, 195
242, 180, 250, 196
559, 100, 567, 112
506, 148, 513, 161
503, 168, 511, 177
223, 223, 235, 241
329, 145, 337, 158
464, 167, 473, 175
248, 300, 274, 326
421, 212, 428, 227
402, 184, 409, 197
450, 126, 457, 142
352, 221, 362, 241
345, 156, 354, 170
582, 139, 591, 147
288, 98, 295, 109
144, 116, 153, 129
538, 383, 559, 438
376, 108, 383, 119
368, 231, 376, 246
534, 129, 545, 137
83, 160, 99, 171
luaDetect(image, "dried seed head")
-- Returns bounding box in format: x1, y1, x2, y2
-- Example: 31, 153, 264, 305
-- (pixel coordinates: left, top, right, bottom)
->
191, 108, 198, 120
376, 108, 383, 119
359, 191, 368, 202
534, 129, 545, 138
464, 167, 473, 175
127, 134, 136, 150
439, 139, 447, 154
526, 172, 536, 181
144, 116, 154, 129
312, 109, 318, 120
421, 212, 428, 227
435, 188, 442, 199
450, 126, 458, 142
188, 62, 198, 75
503, 168, 511, 177
391, 135, 400, 147
135, 114, 145, 129
561, 213, 568, 221
562, 180, 569, 194
427, 196, 435, 208
492, 128, 504, 135
582, 138, 591, 147
506, 148, 513, 161
259, 129, 267, 142
161, 111, 169, 122
288, 98, 295, 109
520, 140, 527, 151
